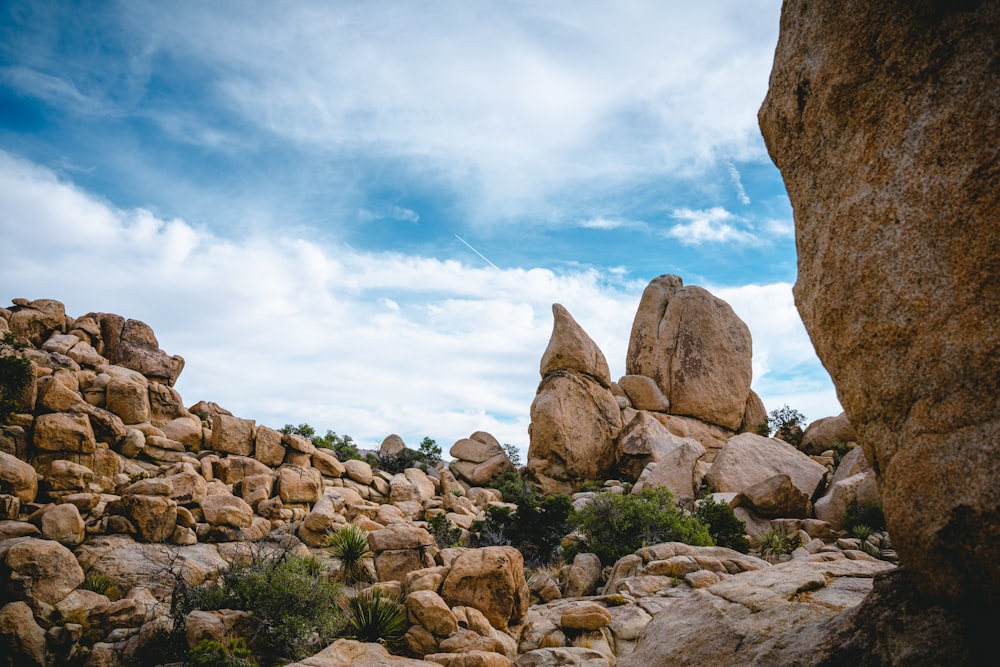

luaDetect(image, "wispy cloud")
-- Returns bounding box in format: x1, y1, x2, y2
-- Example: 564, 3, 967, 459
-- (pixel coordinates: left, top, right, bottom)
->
358, 205, 420, 223
578, 217, 646, 231
726, 161, 751, 205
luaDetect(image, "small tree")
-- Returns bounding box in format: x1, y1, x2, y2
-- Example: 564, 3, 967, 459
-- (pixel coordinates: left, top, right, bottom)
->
767, 405, 807, 448
417, 437, 442, 466
502, 443, 522, 467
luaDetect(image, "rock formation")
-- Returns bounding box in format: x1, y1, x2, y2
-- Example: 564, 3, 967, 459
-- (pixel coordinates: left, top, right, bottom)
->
760, 0, 999, 609
626, 275, 752, 431
527, 305, 621, 494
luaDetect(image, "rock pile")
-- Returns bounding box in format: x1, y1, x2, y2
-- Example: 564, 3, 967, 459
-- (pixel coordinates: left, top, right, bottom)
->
0, 297, 898, 666
527, 278, 769, 496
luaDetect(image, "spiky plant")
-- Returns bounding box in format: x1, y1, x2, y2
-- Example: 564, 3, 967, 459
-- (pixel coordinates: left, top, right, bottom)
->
860, 539, 883, 559
753, 529, 799, 563
344, 589, 408, 651
80, 574, 122, 602
850, 524, 874, 542
326, 524, 375, 585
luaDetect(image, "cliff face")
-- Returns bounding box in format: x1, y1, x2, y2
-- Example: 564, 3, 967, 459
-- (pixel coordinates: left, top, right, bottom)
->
759, 0, 999, 606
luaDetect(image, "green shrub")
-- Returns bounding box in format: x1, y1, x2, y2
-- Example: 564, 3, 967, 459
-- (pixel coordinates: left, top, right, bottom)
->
695, 496, 750, 553
80, 574, 122, 601
0, 334, 32, 420
171, 548, 344, 666
187, 637, 257, 667
845, 499, 886, 532
472, 473, 572, 567
344, 589, 408, 651
428, 513, 462, 549
280, 423, 367, 463
326, 525, 375, 586
850, 524, 874, 542
753, 529, 799, 562
569, 487, 713, 566
830, 440, 851, 466
417, 437, 442, 466
573, 480, 604, 494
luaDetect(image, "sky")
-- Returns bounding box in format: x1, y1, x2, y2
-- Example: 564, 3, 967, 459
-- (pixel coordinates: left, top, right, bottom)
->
0, 1, 841, 458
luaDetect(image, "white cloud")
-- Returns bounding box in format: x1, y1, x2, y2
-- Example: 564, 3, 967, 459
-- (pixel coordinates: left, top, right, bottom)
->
358, 205, 420, 223
0, 152, 838, 460
102, 0, 782, 226
667, 206, 757, 245
578, 217, 645, 231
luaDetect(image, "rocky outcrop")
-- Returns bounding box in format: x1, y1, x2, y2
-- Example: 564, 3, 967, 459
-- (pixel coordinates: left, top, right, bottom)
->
799, 413, 856, 456
626, 275, 752, 430
759, 0, 999, 607
528, 306, 621, 494
705, 433, 827, 500
450, 432, 515, 487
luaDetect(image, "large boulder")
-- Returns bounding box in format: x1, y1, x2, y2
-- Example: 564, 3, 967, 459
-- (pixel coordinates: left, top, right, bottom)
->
759, 0, 999, 605
705, 433, 827, 499
0, 451, 37, 503
626, 275, 752, 430
440, 547, 529, 631
799, 413, 857, 456
616, 411, 706, 493
2, 537, 85, 608
99, 315, 185, 386
527, 371, 621, 494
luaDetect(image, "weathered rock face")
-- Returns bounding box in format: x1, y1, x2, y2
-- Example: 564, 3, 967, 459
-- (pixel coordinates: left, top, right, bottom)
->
759, 0, 1000, 605
799, 413, 856, 456
440, 546, 529, 631
626, 275, 752, 430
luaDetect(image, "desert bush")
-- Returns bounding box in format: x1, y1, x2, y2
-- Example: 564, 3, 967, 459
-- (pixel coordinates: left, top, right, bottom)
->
753, 529, 799, 562
570, 487, 713, 566
343, 588, 408, 651
428, 513, 462, 549
326, 524, 375, 586
171, 547, 344, 666
695, 496, 750, 553
472, 472, 572, 567
845, 499, 886, 532
0, 333, 32, 419
187, 637, 257, 667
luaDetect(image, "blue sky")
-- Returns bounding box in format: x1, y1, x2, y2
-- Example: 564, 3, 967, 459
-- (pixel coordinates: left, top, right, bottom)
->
0, 1, 840, 456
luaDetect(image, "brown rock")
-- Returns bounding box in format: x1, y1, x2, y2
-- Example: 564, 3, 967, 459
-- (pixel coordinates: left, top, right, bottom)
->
759, 0, 1000, 605
527, 371, 621, 495
732, 474, 811, 519
560, 602, 611, 631
108, 318, 184, 385
440, 547, 529, 630
0, 601, 46, 665
285, 638, 432, 666
539, 304, 611, 386
450, 432, 504, 464
617, 375, 670, 412
42, 459, 93, 494
210, 414, 255, 457
799, 413, 857, 457
706, 433, 827, 499
161, 416, 203, 451
406, 590, 459, 637
0, 451, 37, 503
40, 502, 85, 547
33, 412, 96, 454
564, 553, 602, 598
380, 434, 407, 457
617, 411, 705, 493
3, 537, 85, 607
312, 448, 346, 478
626, 275, 753, 430
739, 390, 768, 435
277, 465, 323, 504
120, 494, 178, 542
200, 494, 253, 528
253, 425, 286, 467
369, 524, 435, 552
104, 368, 151, 425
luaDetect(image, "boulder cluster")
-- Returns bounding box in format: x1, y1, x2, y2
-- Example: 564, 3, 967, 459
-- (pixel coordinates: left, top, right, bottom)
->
1, 295, 897, 666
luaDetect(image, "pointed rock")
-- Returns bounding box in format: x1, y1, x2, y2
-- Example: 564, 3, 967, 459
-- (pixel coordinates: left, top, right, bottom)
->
540, 304, 610, 386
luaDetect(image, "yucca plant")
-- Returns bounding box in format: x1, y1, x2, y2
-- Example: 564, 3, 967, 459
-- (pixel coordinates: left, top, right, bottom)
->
850, 524, 874, 542
80, 574, 122, 602
326, 524, 375, 585
753, 529, 798, 563
344, 589, 408, 651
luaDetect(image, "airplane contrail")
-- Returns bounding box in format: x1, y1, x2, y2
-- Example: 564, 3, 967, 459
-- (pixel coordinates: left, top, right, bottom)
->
454, 234, 501, 271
